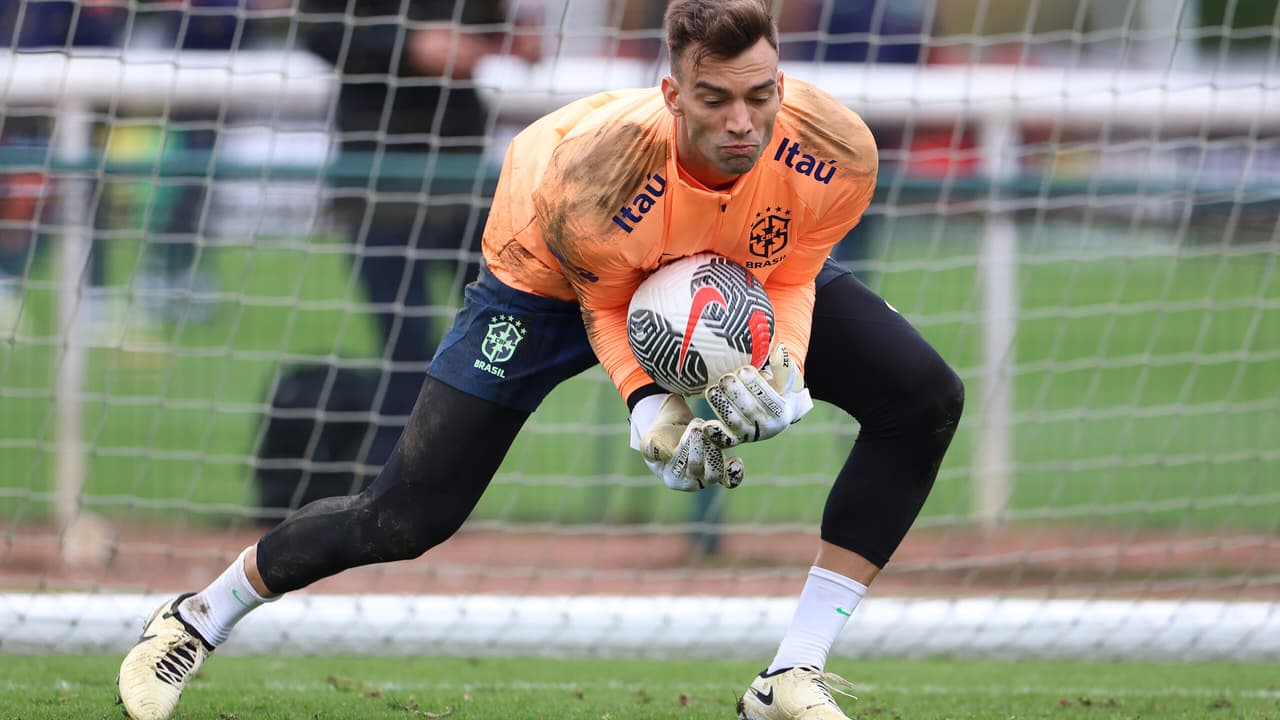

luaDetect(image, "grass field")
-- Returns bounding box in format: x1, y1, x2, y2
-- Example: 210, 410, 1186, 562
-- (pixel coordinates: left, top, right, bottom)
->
2, 216, 1276, 529
2, 654, 1278, 719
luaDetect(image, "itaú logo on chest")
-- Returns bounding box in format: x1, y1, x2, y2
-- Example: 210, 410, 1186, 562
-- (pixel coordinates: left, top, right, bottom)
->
774, 137, 837, 184
611, 172, 667, 233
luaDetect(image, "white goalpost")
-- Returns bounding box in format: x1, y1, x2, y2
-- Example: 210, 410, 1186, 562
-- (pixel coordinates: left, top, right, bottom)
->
1, 0, 1277, 662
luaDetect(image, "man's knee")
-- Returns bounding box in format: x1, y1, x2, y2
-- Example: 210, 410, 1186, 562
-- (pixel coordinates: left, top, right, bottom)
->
358, 487, 464, 563
918, 359, 965, 436
883, 355, 965, 441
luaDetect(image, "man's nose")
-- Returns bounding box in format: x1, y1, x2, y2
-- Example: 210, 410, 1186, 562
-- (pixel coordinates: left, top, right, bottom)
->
725, 101, 752, 136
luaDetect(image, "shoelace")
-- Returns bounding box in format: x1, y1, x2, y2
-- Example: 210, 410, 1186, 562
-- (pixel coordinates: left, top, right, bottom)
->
800, 667, 858, 707
154, 637, 202, 688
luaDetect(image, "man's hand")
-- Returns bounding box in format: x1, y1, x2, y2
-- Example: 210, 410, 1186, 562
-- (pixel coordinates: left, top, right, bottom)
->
630, 394, 744, 492
703, 343, 815, 448
407, 26, 494, 79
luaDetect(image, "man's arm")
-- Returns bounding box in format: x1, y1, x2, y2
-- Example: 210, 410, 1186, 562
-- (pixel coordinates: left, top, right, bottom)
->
296, 0, 410, 74
704, 156, 877, 448
531, 138, 744, 491
296, 0, 526, 78
535, 196, 741, 490
530, 122, 672, 404
533, 184, 654, 400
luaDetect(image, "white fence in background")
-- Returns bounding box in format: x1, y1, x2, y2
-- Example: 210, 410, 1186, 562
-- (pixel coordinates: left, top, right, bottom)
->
4, 593, 1279, 661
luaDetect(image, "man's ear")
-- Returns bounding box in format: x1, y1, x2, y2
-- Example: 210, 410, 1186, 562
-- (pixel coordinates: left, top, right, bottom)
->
777, 71, 785, 105
661, 75, 683, 117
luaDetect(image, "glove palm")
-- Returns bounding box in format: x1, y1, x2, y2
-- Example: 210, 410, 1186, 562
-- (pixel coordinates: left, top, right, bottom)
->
631, 394, 744, 491
703, 343, 814, 447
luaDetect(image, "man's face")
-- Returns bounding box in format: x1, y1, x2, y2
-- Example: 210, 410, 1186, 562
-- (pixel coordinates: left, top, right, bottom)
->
663, 37, 783, 189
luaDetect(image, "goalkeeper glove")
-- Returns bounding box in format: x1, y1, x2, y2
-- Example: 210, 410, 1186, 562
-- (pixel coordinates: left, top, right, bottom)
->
703, 343, 814, 448
630, 393, 745, 491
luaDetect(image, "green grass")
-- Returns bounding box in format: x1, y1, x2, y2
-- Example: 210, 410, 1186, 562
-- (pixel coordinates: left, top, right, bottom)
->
1, 217, 1277, 529
2, 654, 1278, 719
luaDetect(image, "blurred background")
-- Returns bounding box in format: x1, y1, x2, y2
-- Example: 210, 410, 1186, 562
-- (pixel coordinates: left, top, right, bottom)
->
0, 0, 1276, 658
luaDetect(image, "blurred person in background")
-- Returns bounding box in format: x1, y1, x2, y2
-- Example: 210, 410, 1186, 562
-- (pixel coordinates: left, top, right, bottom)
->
775, 0, 927, 281
126, 0, 274, 327
0, 0, 264, 339
296, 0, 540, 478
0, 120, 43, 338
775, 0, 925, 65
0, 0, 128, 339
612, 0, 666, 58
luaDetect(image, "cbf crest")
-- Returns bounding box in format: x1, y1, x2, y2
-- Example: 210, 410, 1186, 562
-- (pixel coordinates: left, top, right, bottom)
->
481, 314, 527, 363
747, 206, 791, 269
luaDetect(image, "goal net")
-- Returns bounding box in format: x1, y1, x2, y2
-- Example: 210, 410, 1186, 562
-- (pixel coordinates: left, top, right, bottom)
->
1, 0, 1277, 660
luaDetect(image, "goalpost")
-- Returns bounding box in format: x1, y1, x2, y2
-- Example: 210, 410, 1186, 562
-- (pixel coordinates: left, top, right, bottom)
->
1, 1, 1277, 660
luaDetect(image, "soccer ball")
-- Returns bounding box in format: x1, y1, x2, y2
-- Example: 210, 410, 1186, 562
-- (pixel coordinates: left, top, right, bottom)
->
627, 253, 775, 396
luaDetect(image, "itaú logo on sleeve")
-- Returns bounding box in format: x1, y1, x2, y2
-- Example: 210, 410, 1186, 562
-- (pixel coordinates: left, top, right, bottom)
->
611, 172, 667, 233
773, 137, 837, 184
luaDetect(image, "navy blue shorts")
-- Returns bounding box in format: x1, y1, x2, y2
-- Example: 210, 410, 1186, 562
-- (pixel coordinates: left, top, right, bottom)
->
427, 259, 853, 413
426, 266, 599, 413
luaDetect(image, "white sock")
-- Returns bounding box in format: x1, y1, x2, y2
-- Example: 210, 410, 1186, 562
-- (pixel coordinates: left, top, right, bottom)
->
178, 547, 277, 647
766, 566, 868, 674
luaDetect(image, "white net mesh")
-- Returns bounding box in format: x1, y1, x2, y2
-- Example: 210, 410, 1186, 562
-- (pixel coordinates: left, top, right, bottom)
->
1, 0, 1277, 659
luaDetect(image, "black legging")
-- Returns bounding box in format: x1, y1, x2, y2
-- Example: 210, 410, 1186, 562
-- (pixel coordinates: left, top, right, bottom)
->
255, 271, 963, 593
806, 272, 964, 567
256, 377, 528, 594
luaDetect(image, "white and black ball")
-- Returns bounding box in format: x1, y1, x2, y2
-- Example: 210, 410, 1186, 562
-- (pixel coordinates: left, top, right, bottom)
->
627, 253, 775, 396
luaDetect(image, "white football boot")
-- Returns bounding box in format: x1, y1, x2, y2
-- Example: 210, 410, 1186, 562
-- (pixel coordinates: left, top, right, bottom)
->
737, 665, 857, 720
117, 593, 213, 720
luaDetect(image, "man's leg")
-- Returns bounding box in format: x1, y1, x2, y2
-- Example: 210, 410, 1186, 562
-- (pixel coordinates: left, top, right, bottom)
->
739, 265, 964, 720
806, 269, 963, 578
117, 377, 529, 720
252, 377, 527, 592
117, 264, 599, 720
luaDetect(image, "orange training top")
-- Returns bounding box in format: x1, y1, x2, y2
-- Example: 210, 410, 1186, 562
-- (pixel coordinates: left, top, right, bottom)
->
481, 78, 878, 401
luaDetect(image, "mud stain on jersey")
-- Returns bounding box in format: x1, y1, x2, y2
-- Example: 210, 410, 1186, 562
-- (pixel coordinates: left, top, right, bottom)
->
535, 121, 667, 295
783, 82, 877, 182
489, 233, 540, 277
555, 121, 669, 239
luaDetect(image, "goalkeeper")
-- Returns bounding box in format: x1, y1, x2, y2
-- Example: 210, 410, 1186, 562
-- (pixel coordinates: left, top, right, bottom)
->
116, 1, 964, 719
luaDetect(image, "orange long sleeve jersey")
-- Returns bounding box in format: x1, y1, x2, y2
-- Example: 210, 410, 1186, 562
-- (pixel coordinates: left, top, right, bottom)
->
482, 79, 878, 401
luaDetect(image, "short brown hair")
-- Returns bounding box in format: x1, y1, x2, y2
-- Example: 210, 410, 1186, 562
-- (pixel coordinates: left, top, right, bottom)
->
664, 0, 778, 76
